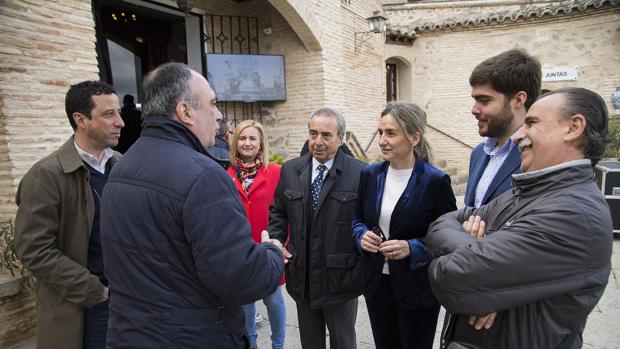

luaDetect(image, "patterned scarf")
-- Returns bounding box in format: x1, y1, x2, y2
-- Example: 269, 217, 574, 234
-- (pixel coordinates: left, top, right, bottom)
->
235, 155, 262, 192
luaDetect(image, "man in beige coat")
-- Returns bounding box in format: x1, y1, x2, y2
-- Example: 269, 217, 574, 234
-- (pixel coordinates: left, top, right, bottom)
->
14, 81, 124, 349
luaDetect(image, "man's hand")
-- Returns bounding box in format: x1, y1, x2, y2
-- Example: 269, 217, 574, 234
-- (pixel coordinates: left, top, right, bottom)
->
463, 215, 486, 240
360, 230, 382, 253
261, 230, 292, 264
468, 312, 497, 330
97, 286, 109, 304
379, 240, 410, 260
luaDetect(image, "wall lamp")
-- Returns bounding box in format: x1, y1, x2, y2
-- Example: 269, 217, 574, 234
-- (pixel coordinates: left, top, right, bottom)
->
176, 0, 196, 15
354, 11, 387, 52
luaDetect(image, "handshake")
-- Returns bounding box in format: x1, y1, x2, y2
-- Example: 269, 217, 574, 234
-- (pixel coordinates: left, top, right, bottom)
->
261, 230, 293, 264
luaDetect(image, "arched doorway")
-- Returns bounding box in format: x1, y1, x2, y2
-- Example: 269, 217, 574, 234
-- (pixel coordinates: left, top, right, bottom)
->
385, 56, 412, 102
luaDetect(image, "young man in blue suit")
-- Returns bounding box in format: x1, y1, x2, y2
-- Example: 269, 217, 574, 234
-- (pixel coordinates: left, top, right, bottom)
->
464, 49, 542, 207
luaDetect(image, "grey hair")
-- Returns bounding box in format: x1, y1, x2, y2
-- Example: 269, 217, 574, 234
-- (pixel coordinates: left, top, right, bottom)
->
141, 62, 202, 118
542, 87, 609, 165
307, 107, 346, 137
380, 102, 433, 164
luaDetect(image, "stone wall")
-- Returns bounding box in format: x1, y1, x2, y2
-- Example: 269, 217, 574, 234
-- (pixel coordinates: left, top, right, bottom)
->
0, 277, 36, 348
385, 2, 620, 171
0, 0, 99, 220
200, 0, 387, 159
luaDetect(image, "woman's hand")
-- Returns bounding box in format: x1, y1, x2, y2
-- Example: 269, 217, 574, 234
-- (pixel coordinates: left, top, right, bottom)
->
360, 230, 382, 253
379, 240, 410, 260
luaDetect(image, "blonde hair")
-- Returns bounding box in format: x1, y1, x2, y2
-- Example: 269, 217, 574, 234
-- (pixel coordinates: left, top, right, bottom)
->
229, 120, 270, 167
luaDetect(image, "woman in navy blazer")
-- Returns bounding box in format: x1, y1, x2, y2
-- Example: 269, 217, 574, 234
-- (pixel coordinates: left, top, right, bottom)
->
352, 102, 456, 349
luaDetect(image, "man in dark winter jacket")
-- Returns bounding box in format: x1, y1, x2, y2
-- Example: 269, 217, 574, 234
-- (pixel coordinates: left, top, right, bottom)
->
100, 62, 284, 348
268, 108, 365, 349
426, 87, 613, 349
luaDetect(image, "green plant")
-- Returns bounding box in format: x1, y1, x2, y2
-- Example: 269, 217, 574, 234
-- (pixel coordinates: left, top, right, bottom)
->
604, 120, 620, 160
269, 154, 286, 165
0, 219, 26, 278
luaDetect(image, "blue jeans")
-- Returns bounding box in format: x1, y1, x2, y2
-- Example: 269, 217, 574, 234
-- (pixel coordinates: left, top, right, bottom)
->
243, 286, 286, 349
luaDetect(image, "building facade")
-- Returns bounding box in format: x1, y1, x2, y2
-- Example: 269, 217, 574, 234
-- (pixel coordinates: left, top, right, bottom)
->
1, 0, 619, 345
1, 0, 619, 221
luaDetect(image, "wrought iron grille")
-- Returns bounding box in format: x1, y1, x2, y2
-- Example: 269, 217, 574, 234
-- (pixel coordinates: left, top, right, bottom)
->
204, 15, 262, 125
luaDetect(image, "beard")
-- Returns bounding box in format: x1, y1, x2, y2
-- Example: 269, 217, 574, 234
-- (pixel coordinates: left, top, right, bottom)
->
485, 101, 514, 138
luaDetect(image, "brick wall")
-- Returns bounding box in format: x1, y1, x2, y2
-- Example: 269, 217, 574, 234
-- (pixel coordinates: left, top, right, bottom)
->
0, 0, 99, 220
386, 4, 620, 172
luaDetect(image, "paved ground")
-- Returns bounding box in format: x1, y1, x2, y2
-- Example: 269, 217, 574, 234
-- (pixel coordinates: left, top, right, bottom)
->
15, 195, 620, 348
254, 241, 620, 349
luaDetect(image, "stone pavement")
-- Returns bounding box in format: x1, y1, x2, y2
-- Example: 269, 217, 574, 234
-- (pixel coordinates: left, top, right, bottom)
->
14, 206, 620, 349
254, 239, 620, 349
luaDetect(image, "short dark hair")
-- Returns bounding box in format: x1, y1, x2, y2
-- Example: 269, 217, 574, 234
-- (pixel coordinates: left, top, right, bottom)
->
469, 49, 542, 110
141, 62, 200, 118
65, 81, 116, 130
544, 87, 609, 165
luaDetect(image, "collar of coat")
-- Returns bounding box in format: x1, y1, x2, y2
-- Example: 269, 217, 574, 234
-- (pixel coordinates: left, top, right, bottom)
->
141, 116, 214, 156
58, 136, 120, 174
293, 148, 348, 177
511, 159, 593, 198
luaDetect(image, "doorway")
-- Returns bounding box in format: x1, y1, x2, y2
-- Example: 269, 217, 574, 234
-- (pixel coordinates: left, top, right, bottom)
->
93, 0, 204, 103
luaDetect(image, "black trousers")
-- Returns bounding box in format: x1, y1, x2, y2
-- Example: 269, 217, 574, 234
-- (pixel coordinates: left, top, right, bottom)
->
83, 298, 109, 349
296, 297, 358, 349
365, 274, 440, 349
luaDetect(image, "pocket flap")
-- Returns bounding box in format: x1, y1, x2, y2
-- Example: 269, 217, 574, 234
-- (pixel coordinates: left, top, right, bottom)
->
329, 191, 358, 203
284, 190, 303, 200
325, 253, 357, 268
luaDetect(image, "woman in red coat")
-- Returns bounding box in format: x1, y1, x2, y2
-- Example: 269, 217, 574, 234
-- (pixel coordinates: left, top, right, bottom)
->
227, 120, 285, 349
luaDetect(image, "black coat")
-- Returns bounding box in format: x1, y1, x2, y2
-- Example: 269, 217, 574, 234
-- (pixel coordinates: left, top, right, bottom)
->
101, 116, 284, 348
268, 149, 366, 308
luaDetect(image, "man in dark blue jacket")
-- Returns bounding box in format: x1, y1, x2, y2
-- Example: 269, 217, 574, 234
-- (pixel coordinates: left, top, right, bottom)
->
101, 62, 284, 348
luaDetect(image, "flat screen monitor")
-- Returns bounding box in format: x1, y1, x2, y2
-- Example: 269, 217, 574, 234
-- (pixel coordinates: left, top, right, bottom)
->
206, 54, 286, 102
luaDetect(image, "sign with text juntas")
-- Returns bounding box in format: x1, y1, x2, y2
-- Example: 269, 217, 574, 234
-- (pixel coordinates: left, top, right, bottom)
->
542, 67, 579, 82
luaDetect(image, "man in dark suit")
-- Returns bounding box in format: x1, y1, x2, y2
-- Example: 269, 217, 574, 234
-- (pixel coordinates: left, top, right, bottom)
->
464, 49, 542, 207
267, 108, 366, 349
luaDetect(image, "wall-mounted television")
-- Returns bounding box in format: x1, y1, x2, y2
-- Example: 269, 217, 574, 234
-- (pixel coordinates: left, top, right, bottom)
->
206, 54, 286, 102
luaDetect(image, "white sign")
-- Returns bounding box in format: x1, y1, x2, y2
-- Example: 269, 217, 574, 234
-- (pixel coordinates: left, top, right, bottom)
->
542, 67, 579, 82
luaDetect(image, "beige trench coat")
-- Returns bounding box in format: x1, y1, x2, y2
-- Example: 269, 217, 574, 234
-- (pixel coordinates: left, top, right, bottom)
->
14, 137, 120, 349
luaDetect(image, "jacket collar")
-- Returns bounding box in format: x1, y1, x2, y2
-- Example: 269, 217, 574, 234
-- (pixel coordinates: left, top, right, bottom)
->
293, 148, 347, 175
482, 145, 521, 203
58, 136, 120, 174
512, 159, 593, 197
375, 158, 425, 215
141, 116, 210, 156
293, 149, 348, 215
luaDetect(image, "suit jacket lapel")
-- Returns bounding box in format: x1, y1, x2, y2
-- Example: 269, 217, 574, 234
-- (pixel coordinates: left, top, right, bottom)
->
465, 148, 490, 205
482, 145, 521, 204
375, 165, 387, 220
297, 155, 312, 211
389, 159, 422, 237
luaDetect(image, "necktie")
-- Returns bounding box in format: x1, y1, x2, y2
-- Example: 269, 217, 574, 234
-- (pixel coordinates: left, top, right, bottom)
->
311, 165, 327, 209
